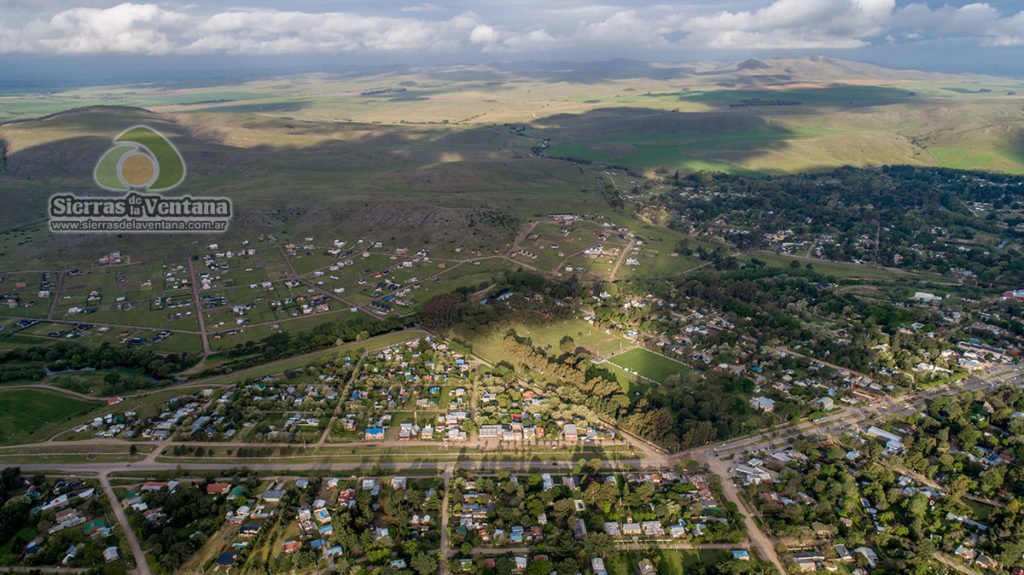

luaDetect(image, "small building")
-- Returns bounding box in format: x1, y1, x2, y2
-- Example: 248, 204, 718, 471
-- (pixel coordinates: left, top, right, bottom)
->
206, 482, 231, 495
262, 489, 285, 503
866, 426, 904, 453
912, 291, 942, 303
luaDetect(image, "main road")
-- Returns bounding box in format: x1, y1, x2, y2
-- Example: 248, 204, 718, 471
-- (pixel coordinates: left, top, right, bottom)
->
3, 362, 1017, 575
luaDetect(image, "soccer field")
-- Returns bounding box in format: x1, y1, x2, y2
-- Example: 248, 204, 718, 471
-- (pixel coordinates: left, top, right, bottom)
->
608, 347, 692, 384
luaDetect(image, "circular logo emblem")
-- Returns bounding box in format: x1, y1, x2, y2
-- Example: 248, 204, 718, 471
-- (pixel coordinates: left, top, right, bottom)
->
94, 125, 186, 192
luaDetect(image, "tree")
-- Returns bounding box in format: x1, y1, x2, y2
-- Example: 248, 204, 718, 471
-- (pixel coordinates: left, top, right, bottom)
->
411, 553, 438, 575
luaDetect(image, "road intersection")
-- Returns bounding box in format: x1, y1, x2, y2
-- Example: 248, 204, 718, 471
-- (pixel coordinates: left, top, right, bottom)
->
4, 359, 1016, 575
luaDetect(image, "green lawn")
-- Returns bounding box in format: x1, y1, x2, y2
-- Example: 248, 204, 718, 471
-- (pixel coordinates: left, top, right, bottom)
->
748, 252, 949, 282
195, 328, 427, 385
0, 389, 99, 444
606, 550, 735, 575
607, 347, 692, 384
471, 318, 630, 364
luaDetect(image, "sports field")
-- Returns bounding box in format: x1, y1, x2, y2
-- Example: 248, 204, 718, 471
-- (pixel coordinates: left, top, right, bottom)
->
608, 347, 692, 384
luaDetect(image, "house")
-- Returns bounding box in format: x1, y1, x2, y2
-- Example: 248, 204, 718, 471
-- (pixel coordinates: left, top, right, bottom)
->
1001, 289, 1024, 301
215, 551, 238, 566
834, 544, 853, 562
262, 489, 285, 503
975, 555, 999, 570
103, 547, 119, 563
750, 396, 775, 412
240, 523, 261, 537
641, 521, 664, 537
206, 482, 231, 495
732, 550, 750, 561
866, 426, 904, 453
622, 522, 642, 536
638, 559, 657, 575
314, 508, 332, 524
955, 545, 977, 562
141, 481, 170, 492
563, 423, 578, 441
365, 427, 385, 440
734, 464, 772, 485
912, 291, 942, 303
281, 541, 302, 554
592, 557, 608, 575
854, 547, 879, 568
816, 396, 835, 411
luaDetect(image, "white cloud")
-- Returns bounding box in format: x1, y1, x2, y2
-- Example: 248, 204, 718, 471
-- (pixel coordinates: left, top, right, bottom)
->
682, 0, 894, 49
16, 3, 189, 55
469, 24, 498, 45
0, 1, 1021, 55
401, 3, 444, 13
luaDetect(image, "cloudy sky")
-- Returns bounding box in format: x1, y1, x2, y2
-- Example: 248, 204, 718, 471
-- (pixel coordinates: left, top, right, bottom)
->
1, 0, 1022, 79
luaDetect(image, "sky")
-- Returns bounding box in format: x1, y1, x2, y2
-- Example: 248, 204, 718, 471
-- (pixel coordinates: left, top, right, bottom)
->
0, 0, 1022, 84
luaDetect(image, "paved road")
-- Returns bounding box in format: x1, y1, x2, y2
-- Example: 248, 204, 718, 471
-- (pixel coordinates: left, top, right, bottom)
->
0, 356, 1016, 575
0, 564, 87, 568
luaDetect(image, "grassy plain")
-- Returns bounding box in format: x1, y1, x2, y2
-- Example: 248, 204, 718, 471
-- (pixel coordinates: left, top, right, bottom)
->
0, 388, 99, 444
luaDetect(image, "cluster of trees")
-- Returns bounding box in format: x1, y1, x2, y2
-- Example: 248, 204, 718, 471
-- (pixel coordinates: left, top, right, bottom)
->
0, 467, 29, 545
206, 314, 412, 377
500, 332, 631, 419
251, 479, 442, 575
449, 467, 747, 575
0, 364, 45, 383
662, 166, 1024, 284
900, 388, 1024, 500
635, 266, 955, 380
420, 271, 582, 342
132, 483, 226, 570
623, 372, 773, 451
749, 387, 1024, 574
0, 470, 118, 569
0, 342, 195, 381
